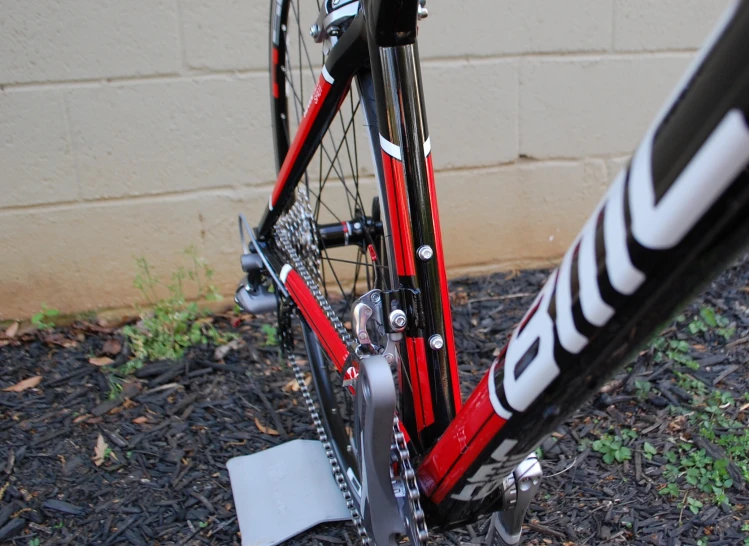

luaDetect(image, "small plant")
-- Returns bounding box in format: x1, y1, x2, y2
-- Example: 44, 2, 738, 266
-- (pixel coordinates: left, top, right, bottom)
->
261, 324, 278, 346
642, 442, 657, 460
675, 371, 708, 396
685, 496, 703, 515
652, 337, 699, 370
28, 538, 41, 546
659, 482, 680, 497
121, 248, 236, 373
593, 434, 633, 464
108, 376, 124, 400
31, 303, 60, 330
688, 306, 735, 340
634, 379, 652, 400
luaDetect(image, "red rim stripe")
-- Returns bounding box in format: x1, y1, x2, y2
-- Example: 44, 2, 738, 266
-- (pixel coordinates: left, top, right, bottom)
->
271, 73, 333, 208
284, 267, 349, 372
272, 46, 279, 99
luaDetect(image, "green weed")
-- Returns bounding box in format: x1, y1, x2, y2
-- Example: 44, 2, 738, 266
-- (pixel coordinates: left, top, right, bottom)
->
643, 442, 657, 460
121, 247, 236, 373
261, 324, 278, 346
688, 306, 735, 340
593, 434, 633, 464
652, 337, 700, 370
31, 303, 60, 330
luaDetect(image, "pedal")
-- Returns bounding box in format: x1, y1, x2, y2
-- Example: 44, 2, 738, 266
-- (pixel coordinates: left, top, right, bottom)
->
485, 455, 543, 545
235, 283, 277, 315
227, 439, 350, 546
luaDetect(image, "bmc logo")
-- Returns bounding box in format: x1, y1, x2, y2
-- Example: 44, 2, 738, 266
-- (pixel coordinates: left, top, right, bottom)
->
453, 109, 749, 502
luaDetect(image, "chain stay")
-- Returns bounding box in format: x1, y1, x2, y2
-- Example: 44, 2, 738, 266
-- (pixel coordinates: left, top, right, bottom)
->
275, 190, 428, 545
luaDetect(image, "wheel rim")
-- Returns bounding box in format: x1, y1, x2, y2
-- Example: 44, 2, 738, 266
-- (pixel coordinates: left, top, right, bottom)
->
270, 0, 391, 504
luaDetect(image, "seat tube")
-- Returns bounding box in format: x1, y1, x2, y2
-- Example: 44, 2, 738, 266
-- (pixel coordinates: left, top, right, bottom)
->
368, 26, 462, 448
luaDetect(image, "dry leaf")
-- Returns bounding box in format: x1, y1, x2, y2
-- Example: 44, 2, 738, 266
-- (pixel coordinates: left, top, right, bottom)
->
4, 322, 19, 338
93, 434, 109, 466
214, 338, 243, 361
3, 376, 42, 393
283, 378, 300, 392
89, 356, 115, 367
132, 416, 149, 424
73, 414, 89, 424
101, 338, 122, 355
254, 417, 279, 436
43, 333, 78, 348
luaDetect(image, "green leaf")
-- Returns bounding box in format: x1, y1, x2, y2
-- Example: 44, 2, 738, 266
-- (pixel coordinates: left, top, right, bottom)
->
700, 307, 717, 327
643, 442, 657, 455
684, 359, 700, 371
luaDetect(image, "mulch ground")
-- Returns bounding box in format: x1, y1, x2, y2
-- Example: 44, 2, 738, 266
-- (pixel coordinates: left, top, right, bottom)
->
1, 257, 749, 546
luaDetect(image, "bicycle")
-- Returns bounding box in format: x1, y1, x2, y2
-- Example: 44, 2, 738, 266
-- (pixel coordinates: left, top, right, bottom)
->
233, 0, 749, 543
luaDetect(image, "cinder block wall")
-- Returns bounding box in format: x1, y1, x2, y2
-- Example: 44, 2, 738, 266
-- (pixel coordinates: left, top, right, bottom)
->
0, 1, 729, 319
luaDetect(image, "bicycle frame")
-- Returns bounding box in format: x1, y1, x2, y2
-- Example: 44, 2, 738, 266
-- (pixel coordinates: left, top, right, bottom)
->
261, 0, 462, 454
257, 0, 749, 530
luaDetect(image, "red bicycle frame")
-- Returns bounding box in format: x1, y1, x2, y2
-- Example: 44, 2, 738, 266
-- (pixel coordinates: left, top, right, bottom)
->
255, 0, 749, 529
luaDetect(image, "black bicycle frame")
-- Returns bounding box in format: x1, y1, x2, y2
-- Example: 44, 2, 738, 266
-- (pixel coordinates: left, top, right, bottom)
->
258, 0, 749, 531
261, 0, 462, 452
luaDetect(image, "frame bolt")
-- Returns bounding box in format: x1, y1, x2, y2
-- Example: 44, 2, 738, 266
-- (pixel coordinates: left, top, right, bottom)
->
384, 352, 395, 364
429, 334, 444, 350
417, 245, 433, 261
310, 24, 320, 39
389, 309, 407, 332
370, 292, 381, 304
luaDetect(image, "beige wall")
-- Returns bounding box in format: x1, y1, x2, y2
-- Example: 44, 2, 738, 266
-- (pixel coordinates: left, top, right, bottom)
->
0, 0, 730, 319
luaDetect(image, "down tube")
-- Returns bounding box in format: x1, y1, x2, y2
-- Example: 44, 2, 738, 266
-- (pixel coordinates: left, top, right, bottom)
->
418, 0, 749, 527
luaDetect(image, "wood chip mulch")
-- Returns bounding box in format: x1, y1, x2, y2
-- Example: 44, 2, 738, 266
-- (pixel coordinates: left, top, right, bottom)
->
1, 256, 748, 545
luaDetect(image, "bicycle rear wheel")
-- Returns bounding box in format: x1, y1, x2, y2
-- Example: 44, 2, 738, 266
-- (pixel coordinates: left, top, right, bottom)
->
268, 0, 395, 520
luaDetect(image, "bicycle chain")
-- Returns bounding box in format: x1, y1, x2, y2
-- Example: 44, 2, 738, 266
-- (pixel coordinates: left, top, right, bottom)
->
275, 190, 428, 545
393, 416, 429, 545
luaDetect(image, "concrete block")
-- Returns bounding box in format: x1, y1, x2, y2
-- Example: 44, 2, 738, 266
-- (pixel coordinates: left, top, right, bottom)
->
419, 0, 613, 59
180, 0, 270, 71
66, 75, 276, 200
520, 54, 692, 158
0, 0, 180, 84
0, 90, 78, 208
423, 60, 518, 170
0, 187, 267, 319
614, 0, 732, 51
435, 161, 607, 269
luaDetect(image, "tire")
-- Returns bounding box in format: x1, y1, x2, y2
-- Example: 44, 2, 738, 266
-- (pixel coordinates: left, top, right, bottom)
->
269, 0, 394, 515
